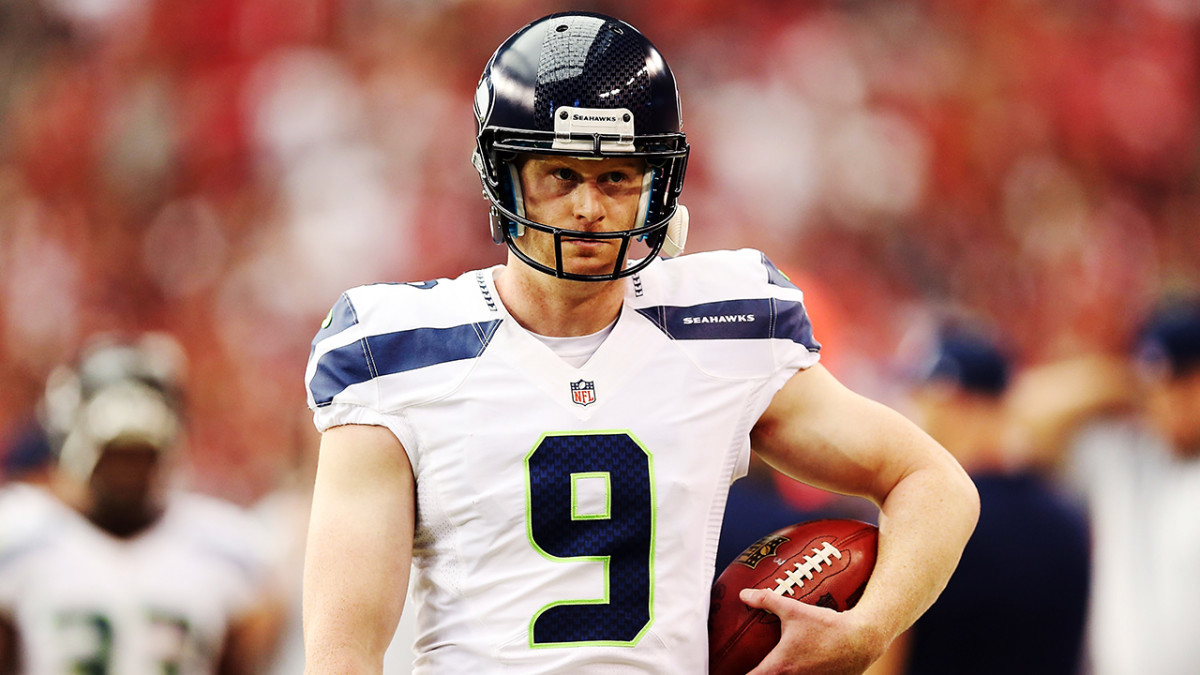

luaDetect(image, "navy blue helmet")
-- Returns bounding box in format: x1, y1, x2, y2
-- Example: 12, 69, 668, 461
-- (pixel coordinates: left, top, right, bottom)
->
1137, 299, 1200, 378
41, 333, 187, 480
472, 12, 690, 281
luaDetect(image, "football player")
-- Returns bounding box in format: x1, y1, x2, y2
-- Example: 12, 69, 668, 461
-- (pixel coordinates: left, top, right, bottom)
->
0, 334, 283, 675
1011, 299, 1200, 674
302, 12, 979, 674
874, 324, 1090, 674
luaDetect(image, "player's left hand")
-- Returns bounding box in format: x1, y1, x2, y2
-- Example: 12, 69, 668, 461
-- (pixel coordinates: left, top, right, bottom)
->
738, 588, 887, 675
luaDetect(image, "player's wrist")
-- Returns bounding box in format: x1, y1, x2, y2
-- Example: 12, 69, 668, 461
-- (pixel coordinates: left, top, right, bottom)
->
840, 605, 893, 664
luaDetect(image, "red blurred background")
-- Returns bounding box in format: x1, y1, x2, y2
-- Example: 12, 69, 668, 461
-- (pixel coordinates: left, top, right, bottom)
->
1, 0, 1197, 502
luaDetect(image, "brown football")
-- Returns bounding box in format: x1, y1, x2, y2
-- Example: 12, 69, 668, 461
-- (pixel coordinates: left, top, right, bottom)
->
708, 519, 879, 675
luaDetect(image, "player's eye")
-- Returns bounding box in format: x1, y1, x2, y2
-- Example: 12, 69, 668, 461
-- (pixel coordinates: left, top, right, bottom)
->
551, 167, 578, 182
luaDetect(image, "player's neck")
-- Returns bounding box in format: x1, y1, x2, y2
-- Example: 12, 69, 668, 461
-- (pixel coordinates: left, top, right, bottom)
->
81, 499, 165, 539
494, 263, 625, 337
55, 476, 167, 539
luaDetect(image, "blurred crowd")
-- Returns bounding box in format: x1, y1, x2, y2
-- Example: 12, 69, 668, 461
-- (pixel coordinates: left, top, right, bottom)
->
3, 0, 1200, 496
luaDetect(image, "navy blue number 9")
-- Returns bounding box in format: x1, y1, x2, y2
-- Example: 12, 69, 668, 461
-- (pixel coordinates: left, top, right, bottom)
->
525, 431, 655, 647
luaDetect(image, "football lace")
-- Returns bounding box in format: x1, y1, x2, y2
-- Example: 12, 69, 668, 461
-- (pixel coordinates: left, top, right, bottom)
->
769, 542, 843, 597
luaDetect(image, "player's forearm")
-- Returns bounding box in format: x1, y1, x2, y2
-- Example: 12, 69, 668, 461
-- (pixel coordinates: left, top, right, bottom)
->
855, 456, 978, 646
1009, 354, 1139, 461
303, 645, 384, 675
302, 514, 411, 674
303, 638, 387, 675
302, 523, 409, 673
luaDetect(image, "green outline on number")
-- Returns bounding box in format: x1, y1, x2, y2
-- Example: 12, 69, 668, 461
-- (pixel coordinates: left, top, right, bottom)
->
570, 471, 612, 520
524, 429, 657, 649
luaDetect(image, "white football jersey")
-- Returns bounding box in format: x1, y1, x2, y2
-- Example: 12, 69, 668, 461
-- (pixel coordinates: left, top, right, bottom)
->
305, 249, 822, 674
0, 483, 269, 675
1068, 420, 1200, 675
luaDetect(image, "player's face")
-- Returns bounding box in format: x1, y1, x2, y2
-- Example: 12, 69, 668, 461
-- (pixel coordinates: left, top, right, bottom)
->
516, 155, 646, 278
1147, 369, 1200, 458
909, 384, 956, 442
86, 441, 168, 537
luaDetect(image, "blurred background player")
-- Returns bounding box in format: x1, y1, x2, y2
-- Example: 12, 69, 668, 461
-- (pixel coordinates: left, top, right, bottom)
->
866, 321, 1090, 674
0, 333, 283, 675
1012, 297, 1200, 675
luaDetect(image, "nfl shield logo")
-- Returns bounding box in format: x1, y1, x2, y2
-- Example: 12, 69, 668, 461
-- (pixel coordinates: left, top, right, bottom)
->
570, 379, 596, 407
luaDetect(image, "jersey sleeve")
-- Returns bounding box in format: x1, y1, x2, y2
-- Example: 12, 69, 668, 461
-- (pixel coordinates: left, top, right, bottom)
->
632, 248, 822, 379
305, 290, 416, 450
737, 249, 824, 476
755, 250, 823, 371
758, 252, 823, 413
304, 278, 503, 455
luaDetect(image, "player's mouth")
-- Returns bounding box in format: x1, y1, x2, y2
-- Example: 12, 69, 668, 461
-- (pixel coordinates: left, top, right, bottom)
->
562, 237, 612, 250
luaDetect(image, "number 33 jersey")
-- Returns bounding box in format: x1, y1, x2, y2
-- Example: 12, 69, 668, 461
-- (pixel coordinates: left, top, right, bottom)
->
306, 249, 822, 673
0, 484, 270, 674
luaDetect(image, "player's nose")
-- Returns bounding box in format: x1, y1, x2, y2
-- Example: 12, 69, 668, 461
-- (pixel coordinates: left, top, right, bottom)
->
571, 181, 605, 227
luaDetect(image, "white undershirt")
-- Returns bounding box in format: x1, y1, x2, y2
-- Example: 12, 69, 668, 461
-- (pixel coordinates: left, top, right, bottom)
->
529, 319, 617, 367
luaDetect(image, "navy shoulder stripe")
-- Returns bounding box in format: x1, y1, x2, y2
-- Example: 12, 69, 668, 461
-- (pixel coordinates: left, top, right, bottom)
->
310, 320, 503, 407
635, 298, 818, 348
761, 253, 800, 290
311, 294, 360, 358
774, 299, 819, 348
0, 531, 53, 571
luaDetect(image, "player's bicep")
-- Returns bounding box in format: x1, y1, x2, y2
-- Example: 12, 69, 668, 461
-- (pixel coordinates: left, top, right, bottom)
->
750, 364, 938, 504
302, 423, 415, 672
